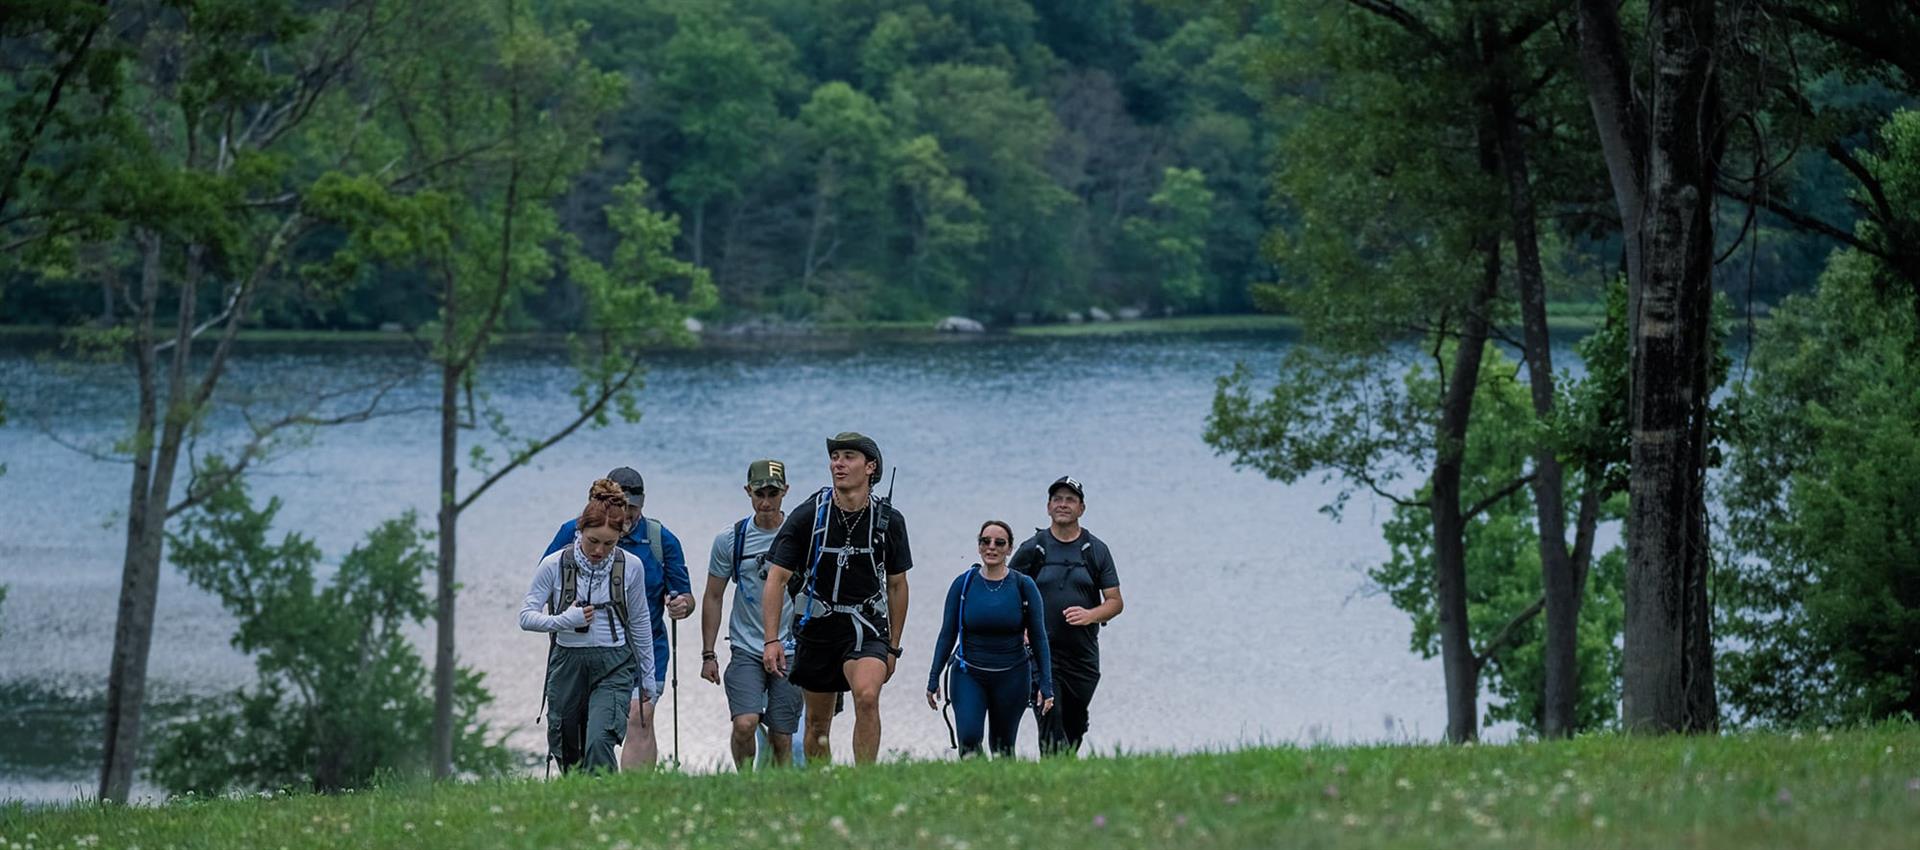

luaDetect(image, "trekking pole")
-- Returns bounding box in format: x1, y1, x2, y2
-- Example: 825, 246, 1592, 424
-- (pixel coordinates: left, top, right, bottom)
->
671, 614, 681, 767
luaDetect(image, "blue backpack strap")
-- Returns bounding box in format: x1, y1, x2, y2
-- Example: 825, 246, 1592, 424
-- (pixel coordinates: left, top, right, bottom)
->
793, 487, 834, 636
953, 566, 978, 671
805, 486, 832, 576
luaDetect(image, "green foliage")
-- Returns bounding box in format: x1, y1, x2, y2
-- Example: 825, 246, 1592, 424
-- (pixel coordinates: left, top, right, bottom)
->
651, 9, 797, 222
1206, 345, 1430, 521
153, 465, 510, 795
0, 1, 140, 269
1254, 6, 1501, 344
1854, 109, 1920, 311
887, 61, 1075, 312
1210, 329, 1626, 735
1369, 347, 1625, 734
1554, 283, 1633, 496
561, 169, 718, 427
1123, 167, 1216, 309
889, 133, 987, 313
1720, 248, 1920, 725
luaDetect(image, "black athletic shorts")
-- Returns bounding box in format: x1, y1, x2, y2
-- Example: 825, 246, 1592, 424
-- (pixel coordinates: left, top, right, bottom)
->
789, 612, 892, 694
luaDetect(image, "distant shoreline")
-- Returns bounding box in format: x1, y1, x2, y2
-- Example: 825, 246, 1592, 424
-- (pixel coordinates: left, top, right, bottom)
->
0, 310, 1638, 352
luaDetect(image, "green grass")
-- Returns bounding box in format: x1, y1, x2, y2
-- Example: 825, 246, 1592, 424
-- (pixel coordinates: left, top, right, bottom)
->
6, 727, 1918, 848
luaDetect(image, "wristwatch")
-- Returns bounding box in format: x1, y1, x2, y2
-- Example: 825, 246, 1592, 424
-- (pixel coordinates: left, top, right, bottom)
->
886, 645, 903, 658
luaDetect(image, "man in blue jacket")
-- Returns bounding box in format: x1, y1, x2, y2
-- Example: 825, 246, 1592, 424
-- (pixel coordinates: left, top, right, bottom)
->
546, 466, 693, 768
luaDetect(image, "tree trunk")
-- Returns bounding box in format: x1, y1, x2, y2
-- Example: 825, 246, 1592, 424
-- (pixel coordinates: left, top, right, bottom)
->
1432, 238, 1502, 744
101, 235, 212, 800
431, 332, 460, 776
1574, 0, 1648, 330
1486, 63, 1580, 738
1578, 0, 1722, 733
98, 234, 162, 803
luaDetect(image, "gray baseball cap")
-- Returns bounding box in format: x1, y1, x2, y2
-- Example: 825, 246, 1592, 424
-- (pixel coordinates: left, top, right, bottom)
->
606, 466, 645, 498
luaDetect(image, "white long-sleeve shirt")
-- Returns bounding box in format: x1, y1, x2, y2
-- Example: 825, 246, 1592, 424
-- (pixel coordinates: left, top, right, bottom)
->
519, 547, 657, 700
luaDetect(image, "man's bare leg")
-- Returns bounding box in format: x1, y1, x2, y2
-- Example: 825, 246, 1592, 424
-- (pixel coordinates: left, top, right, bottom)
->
619, 697, 658, 770
801, 690, 837, 764
844, 657, 887, 765
728, 713, 760, 770
766, 730, 793, 766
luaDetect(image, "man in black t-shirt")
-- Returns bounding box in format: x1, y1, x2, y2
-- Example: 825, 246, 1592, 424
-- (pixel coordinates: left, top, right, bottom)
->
1010, 475, 1123, 756
761, 432, 913, 765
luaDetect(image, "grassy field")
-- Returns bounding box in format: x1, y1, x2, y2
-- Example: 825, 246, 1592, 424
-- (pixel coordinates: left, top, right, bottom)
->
5, 727, 1916, 849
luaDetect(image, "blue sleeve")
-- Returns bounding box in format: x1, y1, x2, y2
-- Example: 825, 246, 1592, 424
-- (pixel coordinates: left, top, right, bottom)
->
1022, 575, 1053, 699
663, 525, 691, 596
543, 520, 575, 559
926, 574, 965, 693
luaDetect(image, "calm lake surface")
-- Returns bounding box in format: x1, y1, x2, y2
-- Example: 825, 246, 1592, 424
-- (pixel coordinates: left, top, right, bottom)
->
0, 329, 1477, 802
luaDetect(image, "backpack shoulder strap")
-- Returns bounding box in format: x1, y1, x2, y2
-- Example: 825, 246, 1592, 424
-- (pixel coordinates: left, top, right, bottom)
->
608, 549, 633, 645
869, 493, 891, 574
805, 487, 832, 576
1014, 530, 1048, 575
953, 566, 979, 666
557, 547, 580, 611
731, 517, 750, 582
646, 518, 664, 568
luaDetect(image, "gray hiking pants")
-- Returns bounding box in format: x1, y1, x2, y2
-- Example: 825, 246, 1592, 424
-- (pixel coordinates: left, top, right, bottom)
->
546, 644, 637, 773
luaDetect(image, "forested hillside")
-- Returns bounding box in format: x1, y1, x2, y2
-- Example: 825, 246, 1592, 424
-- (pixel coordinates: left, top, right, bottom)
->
6, 0, 1874, 331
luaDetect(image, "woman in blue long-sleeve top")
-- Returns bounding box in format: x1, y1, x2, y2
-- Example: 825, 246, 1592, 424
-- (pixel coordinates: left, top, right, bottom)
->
926, 519, 1054, 757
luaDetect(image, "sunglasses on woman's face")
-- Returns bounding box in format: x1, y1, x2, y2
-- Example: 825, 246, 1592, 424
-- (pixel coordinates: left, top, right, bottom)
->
977, 536, 1010, 547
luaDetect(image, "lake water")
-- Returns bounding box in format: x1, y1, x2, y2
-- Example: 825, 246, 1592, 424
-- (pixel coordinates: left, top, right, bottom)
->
0, 329, 1462, 802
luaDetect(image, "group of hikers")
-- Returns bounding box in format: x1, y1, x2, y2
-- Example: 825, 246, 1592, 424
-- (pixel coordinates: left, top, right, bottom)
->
518, 432, 1125, 773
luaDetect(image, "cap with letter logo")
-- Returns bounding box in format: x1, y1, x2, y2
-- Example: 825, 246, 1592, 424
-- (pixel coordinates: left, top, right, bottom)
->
748, 459, 788, 490
1048, 475, 1085, 500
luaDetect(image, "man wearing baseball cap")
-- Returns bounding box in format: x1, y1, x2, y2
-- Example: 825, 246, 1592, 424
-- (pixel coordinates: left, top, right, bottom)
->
544, 466, 694, 769
760, 432, 914, 765
1010, 474, 1123, 756
698, 459, 805, 769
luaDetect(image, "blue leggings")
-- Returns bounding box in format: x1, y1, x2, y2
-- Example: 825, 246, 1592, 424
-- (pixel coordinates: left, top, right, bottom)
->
950, 664, 1030, 757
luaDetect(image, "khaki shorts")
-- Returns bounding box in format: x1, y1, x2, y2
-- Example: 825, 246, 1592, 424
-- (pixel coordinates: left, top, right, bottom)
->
723, 649, 803, 734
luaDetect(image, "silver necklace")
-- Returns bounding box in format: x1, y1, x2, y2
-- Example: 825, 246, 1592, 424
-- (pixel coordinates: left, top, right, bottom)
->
834, 501, 867, 568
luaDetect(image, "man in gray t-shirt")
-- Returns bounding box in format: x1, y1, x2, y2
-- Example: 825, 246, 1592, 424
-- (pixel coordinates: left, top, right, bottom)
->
699, 459, 803, 769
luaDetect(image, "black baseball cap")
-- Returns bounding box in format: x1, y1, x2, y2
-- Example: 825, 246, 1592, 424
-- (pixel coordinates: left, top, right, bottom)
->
606, 466, 645, 498
1049, 475, 1085, 500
